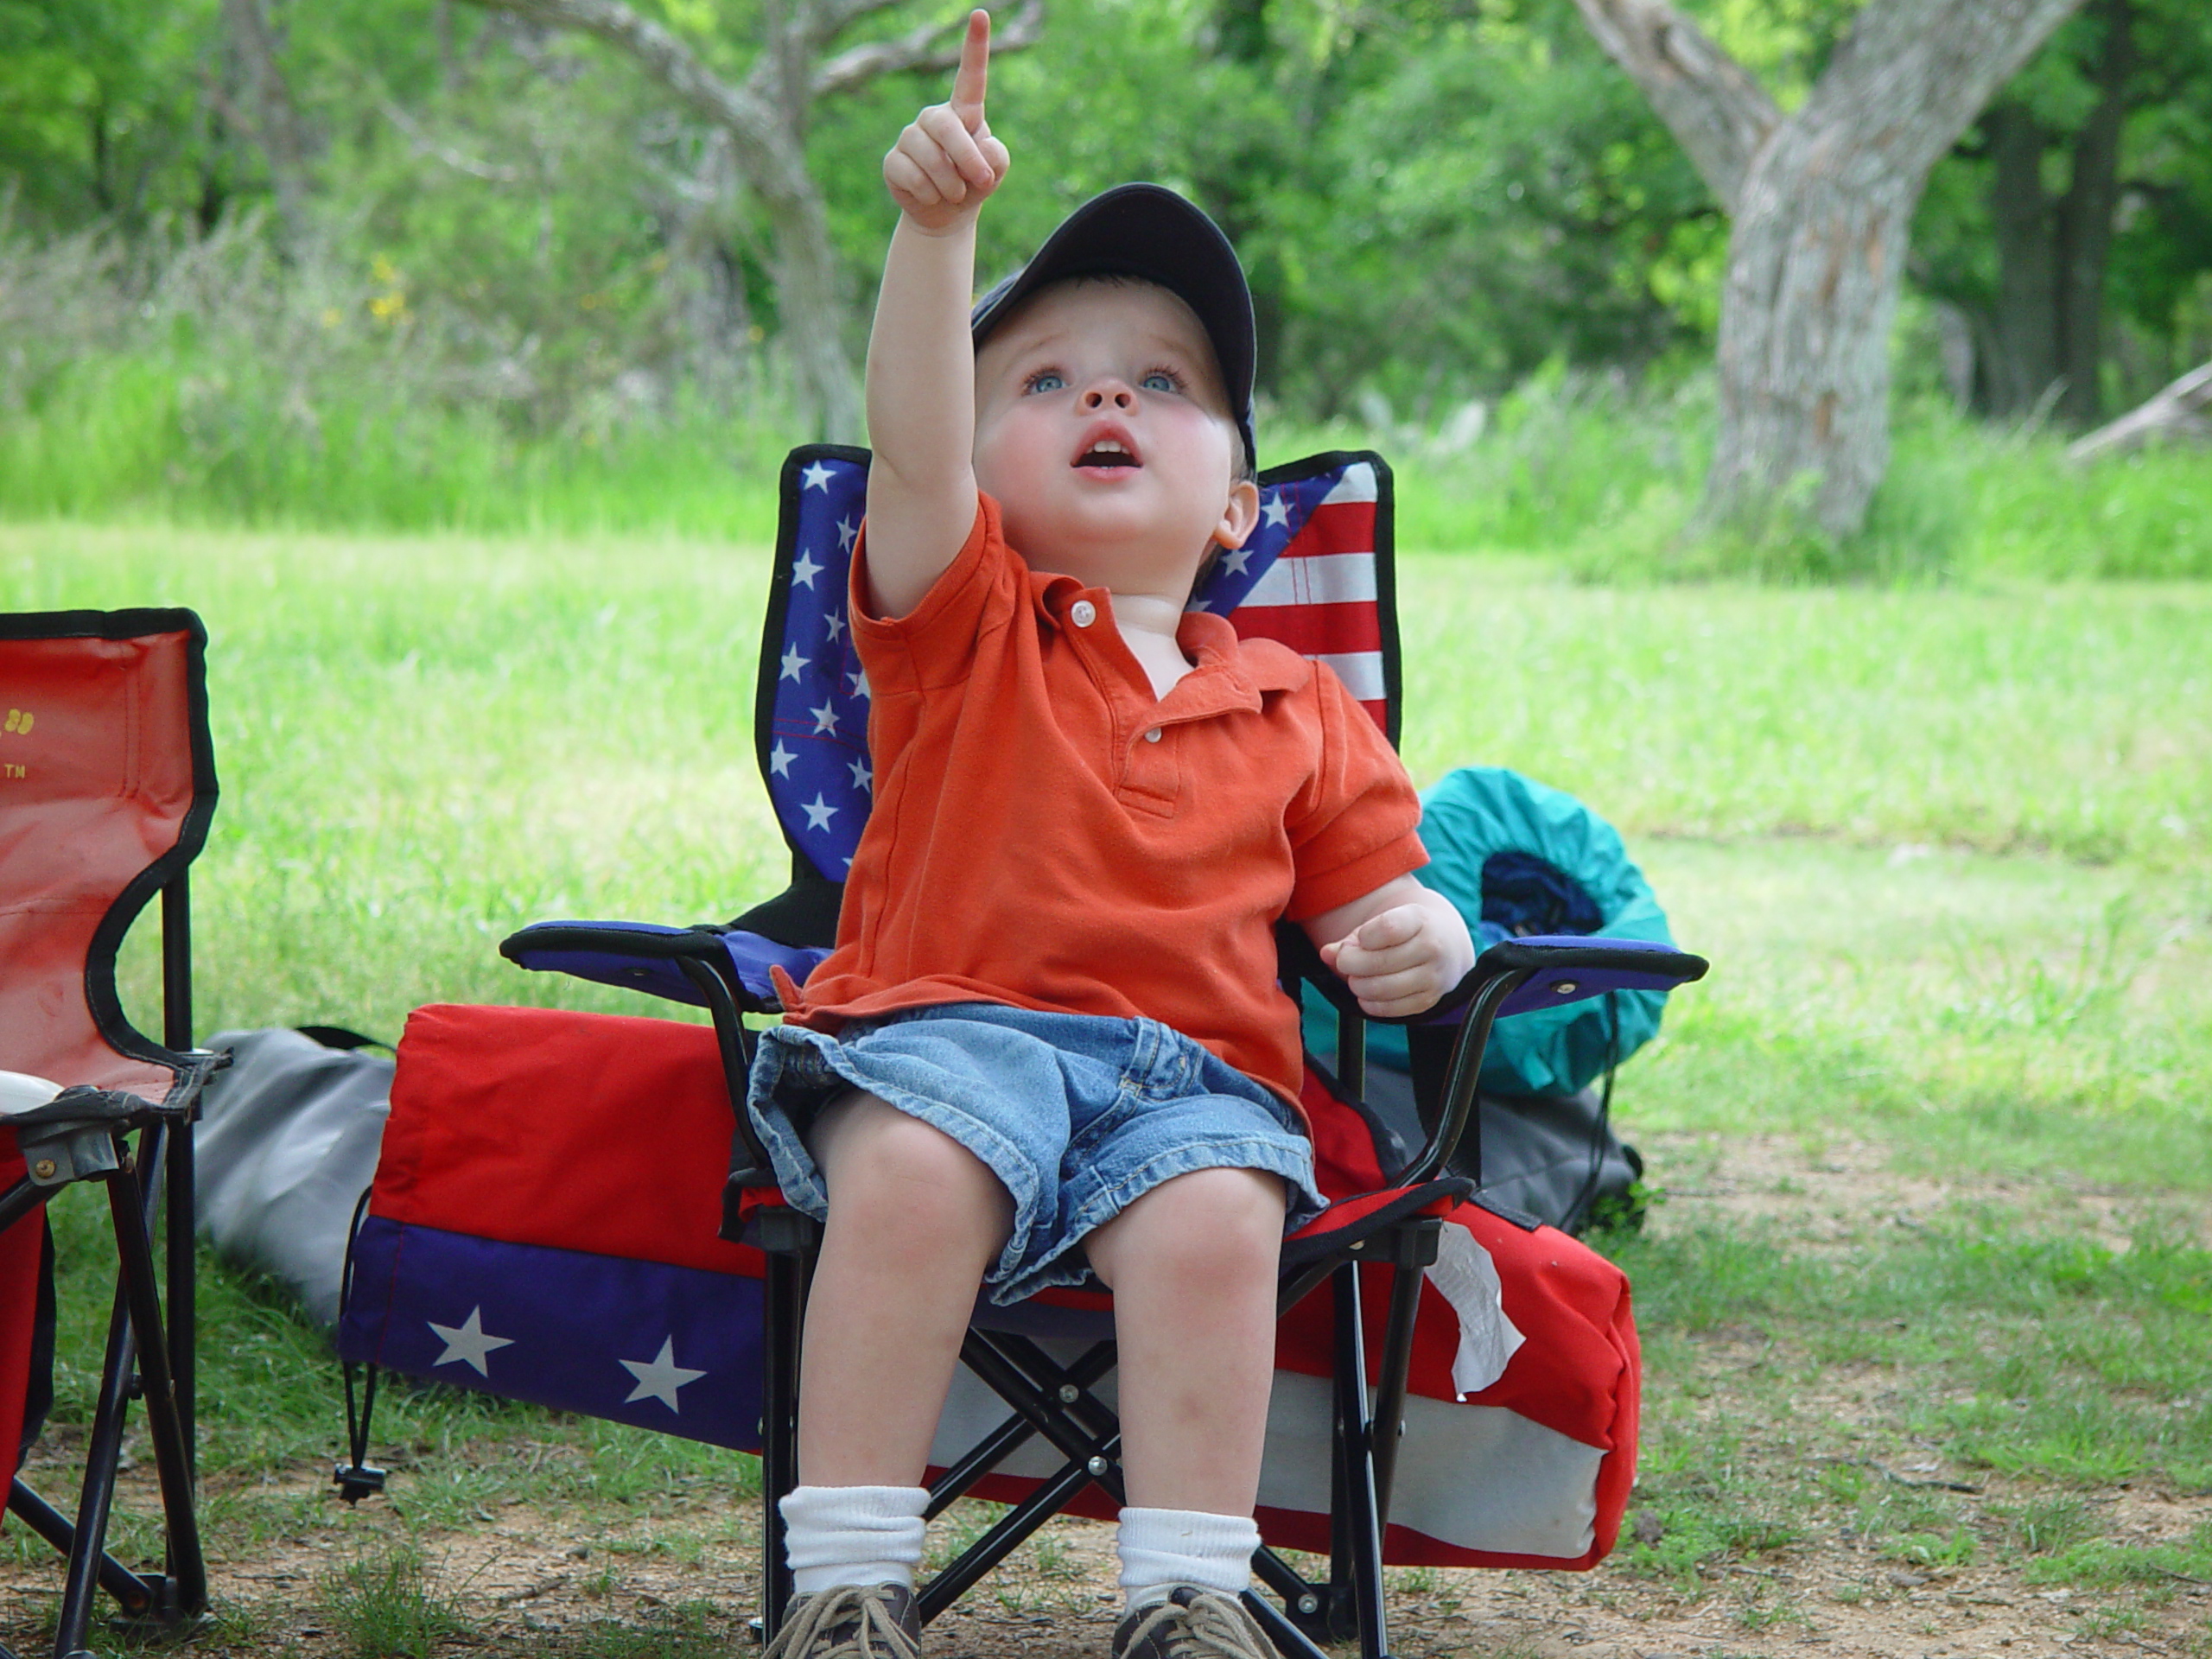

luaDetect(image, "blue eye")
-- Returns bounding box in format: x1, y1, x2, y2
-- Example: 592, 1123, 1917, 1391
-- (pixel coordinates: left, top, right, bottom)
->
1025, 371, 1065, 393
1140, 371, 1179, 393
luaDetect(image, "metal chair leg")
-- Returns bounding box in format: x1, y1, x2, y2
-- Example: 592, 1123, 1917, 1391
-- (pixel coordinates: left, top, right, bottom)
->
1332, 1262, 1390, 1659
758, 1223, 813, 1638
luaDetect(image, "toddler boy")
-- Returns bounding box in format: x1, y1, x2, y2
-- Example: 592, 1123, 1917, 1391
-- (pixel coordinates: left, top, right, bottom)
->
748, 13, 1474, 1656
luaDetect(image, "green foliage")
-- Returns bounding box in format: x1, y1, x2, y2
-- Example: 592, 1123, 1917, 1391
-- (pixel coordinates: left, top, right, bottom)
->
1917, 0, 2212, 415
2, 0, 2209, 554
0, 0, 221, 231
0, 0, 1732, 447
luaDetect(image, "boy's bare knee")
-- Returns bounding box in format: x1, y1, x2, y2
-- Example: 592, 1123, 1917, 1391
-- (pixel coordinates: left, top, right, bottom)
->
1088, 1166, 1286, 1289
811, 1091, 1014, 1246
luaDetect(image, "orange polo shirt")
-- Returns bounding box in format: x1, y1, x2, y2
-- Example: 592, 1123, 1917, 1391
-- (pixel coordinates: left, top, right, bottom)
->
773, 493, 1426, 1109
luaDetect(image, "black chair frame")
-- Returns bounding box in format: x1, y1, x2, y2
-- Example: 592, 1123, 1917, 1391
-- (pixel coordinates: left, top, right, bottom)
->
488, 916, 1707, 1659
1, 896, 219, 1659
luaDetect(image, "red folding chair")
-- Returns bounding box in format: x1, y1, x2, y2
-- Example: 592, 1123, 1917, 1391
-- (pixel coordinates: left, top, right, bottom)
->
1, 610, 220, 1658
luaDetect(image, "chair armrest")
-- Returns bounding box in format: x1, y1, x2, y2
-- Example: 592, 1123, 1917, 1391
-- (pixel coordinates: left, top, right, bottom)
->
1283, 925, 1708, 1187
1456, 934, 1709, 1019
1395, 936, 1707, 1186
499, 919, 830, 1015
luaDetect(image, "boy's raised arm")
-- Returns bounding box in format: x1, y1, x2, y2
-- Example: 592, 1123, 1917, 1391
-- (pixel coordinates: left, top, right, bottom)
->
863, 10, 1009, 620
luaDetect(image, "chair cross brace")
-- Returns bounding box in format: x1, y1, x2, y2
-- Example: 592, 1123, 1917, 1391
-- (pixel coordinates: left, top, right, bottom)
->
748, 1201, 1440, 1659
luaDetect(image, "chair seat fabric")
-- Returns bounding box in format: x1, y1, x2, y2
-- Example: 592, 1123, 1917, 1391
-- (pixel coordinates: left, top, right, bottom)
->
339, 1003, 1638, 1569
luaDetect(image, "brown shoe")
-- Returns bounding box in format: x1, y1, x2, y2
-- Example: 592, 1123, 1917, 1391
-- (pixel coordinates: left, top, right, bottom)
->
1111, 1586, 1276, 1659
763, 1582, 921, 1659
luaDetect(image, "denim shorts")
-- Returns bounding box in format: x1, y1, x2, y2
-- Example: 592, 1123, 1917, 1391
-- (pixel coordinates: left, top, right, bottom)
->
747, 1004, 1325, 1305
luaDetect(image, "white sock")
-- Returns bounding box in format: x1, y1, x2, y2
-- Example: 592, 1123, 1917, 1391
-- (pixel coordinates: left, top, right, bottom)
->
780, 1484, 930, 1594
1116, 1506, 1261, 1610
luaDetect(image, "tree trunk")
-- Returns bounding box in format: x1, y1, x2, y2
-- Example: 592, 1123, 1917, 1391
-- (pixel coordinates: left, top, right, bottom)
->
1575, 0, 2085, 543
761, 177, 864, 442
1983, 101, 2061, 416
749, 0, 861, 441
2052, 0, 2133, 425
89, 97, 114, 215
221, 0, 315, 248
1706, 0, 2088, 540
1709, 134, 1917, 539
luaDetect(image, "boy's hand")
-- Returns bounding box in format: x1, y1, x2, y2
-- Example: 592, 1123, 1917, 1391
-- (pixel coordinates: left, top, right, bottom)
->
1318, 893, 1474, 1020
885, 10, 1010, 234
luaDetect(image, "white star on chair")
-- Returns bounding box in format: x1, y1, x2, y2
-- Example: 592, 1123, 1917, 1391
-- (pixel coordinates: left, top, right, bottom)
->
427, 1307, 514, 1377
836, 516, 858, 552
1262, 495, 1291, 530
848, 757, 873, 791
769, 742, 795, 778
780, 645, 810, 683
811, 701, 839, 735
848, 666, 869, 699
1221, 545, 1255, 576
791, 550, 824, 589
824, 609, 845, 643
801, 461, 834, 493
803, 794, 839, 831
619, 1337, 706, 1412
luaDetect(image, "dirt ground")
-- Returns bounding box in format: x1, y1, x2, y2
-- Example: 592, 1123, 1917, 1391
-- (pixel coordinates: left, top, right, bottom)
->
8, 1132, 2208, 1657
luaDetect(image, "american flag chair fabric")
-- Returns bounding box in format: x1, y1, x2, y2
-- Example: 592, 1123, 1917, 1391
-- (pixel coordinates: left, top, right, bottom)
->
0, 611, 221, 1657
757, 447, 1399, 898
337, 448, 1708, 1659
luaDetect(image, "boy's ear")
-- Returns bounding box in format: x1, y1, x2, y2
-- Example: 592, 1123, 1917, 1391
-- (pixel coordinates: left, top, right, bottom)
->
1214, 478, 1262, 551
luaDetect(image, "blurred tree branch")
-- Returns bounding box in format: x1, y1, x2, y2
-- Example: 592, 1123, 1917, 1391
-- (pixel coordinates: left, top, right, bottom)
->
219, 0, 315, 248
1567, 0, 1777, 214
816, 1, 1040, 100
2067, 357, 2212, 459
460, 0, 1042, 441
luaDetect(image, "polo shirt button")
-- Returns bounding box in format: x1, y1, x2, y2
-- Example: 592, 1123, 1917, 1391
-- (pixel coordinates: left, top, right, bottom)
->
1144, 728, 1162, 743
1070, 599, 1097, 627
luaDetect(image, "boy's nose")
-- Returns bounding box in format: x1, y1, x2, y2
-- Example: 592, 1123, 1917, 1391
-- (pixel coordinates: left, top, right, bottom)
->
1080, 381, 1135, 411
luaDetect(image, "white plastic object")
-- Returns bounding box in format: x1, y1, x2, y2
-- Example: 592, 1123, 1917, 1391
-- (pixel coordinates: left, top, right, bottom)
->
0, 1071, 64, 1116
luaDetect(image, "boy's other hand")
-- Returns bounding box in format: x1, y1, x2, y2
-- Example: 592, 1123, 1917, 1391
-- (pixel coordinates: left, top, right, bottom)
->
1319, 896, 1473, 1020
885, 10, 1011, 233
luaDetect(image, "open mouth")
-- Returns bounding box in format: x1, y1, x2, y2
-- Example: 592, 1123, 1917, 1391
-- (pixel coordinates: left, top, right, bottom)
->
1072, 429, 1141, 470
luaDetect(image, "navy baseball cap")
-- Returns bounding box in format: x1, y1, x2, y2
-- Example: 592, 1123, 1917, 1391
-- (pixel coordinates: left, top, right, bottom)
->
970, 183, 1258, 474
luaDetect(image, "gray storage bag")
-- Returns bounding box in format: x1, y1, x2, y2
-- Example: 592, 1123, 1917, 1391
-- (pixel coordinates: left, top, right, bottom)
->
196, 1028, 392, 1329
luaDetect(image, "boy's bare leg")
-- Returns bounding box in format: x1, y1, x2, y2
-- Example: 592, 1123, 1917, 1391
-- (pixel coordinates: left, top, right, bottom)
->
798, 1090, 1014, 1485
1083, 1166, 1287, 1514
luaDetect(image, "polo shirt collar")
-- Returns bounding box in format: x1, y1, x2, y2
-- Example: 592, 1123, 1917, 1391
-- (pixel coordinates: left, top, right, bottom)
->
1033, 575, 1308, 722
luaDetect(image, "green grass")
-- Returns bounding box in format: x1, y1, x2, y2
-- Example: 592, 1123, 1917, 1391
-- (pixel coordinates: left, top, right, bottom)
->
4, 521, 2208, 1649
1402, 574, 2212, 868
319, 1542, 475, 1659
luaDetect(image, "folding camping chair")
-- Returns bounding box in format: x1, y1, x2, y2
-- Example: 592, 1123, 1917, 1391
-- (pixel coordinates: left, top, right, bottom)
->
0, 610, 220, 1659
337, 448, 1706, 1659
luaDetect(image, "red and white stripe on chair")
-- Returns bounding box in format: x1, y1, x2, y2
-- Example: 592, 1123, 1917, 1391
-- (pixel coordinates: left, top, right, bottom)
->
1230, 461, 1389, 730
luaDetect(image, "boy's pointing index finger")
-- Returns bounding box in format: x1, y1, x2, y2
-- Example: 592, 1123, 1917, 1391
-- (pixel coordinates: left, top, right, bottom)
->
950, 9, 990, 126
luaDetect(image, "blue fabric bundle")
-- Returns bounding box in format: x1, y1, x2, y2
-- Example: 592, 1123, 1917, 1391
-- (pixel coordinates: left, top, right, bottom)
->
1303, 766, 1675, 1097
